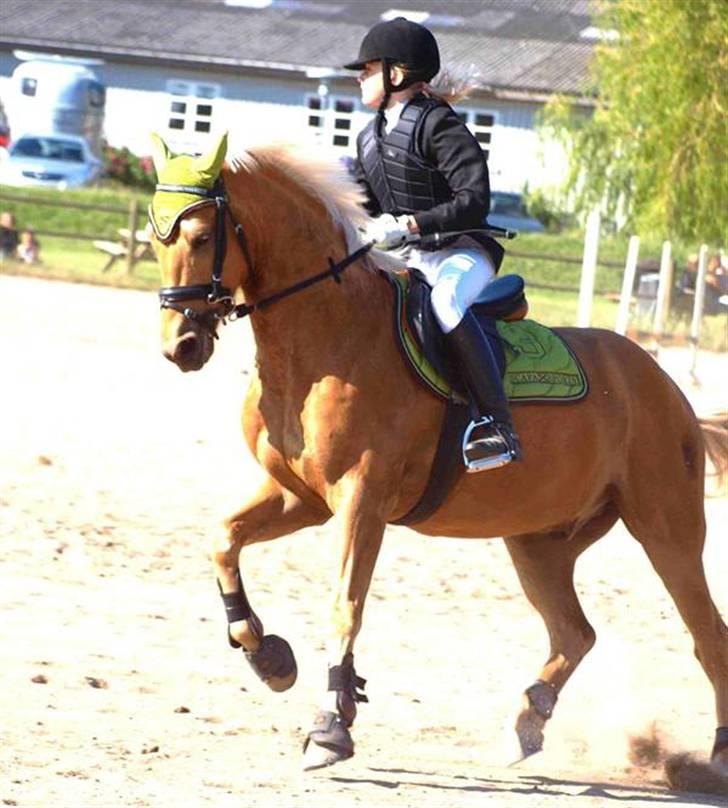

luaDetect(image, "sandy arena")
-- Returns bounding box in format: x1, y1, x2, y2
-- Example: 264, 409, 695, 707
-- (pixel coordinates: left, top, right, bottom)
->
1, 274, 726, 807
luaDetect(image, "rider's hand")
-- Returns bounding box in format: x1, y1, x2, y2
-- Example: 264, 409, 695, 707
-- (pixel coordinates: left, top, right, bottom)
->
364, 214, 411, 250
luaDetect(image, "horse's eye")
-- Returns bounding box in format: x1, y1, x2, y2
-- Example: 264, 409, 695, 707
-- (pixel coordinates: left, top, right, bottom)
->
191, 232, 211, 250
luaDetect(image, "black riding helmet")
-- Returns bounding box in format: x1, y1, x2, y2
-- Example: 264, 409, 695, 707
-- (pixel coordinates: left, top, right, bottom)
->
343, 17, 440, 94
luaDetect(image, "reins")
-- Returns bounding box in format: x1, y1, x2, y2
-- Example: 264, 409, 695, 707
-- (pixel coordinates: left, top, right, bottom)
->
227, 243, 373, 320
155, 178, 373, 335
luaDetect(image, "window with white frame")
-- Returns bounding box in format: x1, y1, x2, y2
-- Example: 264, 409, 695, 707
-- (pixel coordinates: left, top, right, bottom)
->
305, 94, 357, 150
167, 80, 220, 135
455, 109, 496, 161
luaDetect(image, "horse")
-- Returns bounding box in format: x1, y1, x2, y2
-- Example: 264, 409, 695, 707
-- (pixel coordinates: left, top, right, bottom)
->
148, 132, 728, 788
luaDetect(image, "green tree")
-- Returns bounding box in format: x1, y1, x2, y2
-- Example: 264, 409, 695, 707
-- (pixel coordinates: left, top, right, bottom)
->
544, 0, 727, 244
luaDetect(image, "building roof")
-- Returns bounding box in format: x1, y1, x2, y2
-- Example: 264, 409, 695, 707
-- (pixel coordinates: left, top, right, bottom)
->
0, 0, 597, 98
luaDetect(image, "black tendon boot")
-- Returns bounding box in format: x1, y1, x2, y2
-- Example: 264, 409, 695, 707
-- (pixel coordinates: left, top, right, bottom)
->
446, 310, 523, 472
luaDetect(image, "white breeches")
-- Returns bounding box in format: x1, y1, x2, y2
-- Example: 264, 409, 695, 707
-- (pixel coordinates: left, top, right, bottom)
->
408, 245, 496, 333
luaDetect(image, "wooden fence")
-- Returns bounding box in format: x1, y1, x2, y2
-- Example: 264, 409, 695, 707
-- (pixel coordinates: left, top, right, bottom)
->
1, 189, 626, 290
0, 190, 142, 275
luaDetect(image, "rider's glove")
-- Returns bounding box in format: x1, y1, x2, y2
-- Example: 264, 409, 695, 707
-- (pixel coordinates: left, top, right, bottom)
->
364, 214, 411, 250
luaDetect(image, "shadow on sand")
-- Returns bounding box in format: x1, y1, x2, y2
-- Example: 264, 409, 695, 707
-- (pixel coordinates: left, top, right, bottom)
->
325, 767, 727, 806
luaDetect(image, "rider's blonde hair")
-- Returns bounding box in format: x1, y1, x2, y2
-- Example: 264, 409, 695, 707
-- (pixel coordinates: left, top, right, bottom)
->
399, 63, 481, 105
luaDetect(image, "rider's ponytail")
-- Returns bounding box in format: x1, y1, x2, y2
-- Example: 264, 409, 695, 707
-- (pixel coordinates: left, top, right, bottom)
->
424, 64, 482, 105
400, 63, 482, 106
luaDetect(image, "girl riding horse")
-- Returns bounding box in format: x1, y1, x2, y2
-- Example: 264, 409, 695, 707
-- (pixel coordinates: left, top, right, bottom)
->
346, 17, 520, 473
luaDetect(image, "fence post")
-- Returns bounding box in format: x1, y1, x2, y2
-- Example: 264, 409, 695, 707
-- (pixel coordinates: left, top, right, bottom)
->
615, 234, 640, 335
689, 244, 709, 378
126, 199, 139, 275
651, 240, 673, 353
577, 207, 600, 327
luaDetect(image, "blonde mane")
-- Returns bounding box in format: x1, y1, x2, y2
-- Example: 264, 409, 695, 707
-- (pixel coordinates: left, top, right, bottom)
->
229, 144, 403, 274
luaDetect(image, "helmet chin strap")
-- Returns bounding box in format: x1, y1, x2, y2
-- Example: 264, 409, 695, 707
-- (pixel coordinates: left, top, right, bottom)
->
376, 57, 408, 136
375, 94, 390, 137
375, 58, 392, 136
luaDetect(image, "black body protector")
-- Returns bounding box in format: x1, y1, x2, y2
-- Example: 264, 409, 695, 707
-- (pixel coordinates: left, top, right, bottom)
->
358, 95, 450, 220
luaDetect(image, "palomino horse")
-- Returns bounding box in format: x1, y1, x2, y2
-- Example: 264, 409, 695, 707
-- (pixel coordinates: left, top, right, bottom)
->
149, 133, 727, 786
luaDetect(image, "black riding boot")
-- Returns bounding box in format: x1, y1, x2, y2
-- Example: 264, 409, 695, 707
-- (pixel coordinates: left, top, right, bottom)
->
446, 310, 522, 472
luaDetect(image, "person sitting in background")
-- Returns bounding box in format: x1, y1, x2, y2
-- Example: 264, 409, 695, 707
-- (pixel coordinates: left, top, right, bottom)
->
679, 254, 728, 292
16, 228, 40, 264
0, 211, 19, 259
706, 253, 728, 295
678, 253, 699, 293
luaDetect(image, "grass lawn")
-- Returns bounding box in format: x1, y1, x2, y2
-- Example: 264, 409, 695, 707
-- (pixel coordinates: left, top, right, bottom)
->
1, 183, 725, 350
1, 236, 160, 290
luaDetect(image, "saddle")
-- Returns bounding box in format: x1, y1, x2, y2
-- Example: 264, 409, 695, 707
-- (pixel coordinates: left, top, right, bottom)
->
386, 270, 588, 526
402, 270, 527, 400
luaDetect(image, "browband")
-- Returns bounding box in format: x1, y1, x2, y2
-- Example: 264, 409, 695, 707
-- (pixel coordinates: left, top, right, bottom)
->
155, 183, 220, 196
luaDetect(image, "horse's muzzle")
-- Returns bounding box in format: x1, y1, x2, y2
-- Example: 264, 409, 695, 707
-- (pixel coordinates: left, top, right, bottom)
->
162, 329, 213, 372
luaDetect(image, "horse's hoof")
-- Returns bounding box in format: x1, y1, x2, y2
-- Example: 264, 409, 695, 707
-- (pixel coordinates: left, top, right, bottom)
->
665, 752, 728, 796
710, 753, 728, 781
244, 634, 297, 692
302, 710, 354, 771
711, 727, 728, 775
513, 680, 556, 759
515, 707, 546, 759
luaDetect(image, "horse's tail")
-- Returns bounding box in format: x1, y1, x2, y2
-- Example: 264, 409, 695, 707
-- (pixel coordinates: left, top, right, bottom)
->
698, 412, 728, 496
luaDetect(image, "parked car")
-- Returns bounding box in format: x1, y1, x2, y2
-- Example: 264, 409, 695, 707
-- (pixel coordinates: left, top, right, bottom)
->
0, 133, 101, 189
486, 191, 545, 233
0, 98, 10, 150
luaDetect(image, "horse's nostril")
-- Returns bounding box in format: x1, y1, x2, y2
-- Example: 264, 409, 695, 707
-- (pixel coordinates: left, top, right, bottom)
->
174, 334, 199, 363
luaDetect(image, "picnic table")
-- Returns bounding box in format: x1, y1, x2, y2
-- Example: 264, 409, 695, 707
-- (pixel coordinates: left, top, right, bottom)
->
94, 228, 153, 273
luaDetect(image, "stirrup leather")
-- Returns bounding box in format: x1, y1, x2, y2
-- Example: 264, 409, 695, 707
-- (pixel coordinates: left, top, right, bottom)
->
462, 417, 516, 473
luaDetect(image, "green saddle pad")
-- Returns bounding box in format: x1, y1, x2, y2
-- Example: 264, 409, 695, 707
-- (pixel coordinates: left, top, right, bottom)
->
391, 272, 588, 403
496, 319, 588, 402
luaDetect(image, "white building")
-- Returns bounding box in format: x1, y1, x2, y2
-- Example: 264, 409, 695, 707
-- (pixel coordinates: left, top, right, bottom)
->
0, 0, 596, 195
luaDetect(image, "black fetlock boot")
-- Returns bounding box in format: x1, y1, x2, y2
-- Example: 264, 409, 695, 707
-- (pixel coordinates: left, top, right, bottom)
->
446, 310, 522, 473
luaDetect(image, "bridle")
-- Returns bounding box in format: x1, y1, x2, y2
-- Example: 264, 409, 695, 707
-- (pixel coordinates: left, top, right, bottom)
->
155, 179, 254, 335
155, 178, 373, 336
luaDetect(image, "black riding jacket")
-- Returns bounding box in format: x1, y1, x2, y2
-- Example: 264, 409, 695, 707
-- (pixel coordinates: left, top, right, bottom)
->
353, 93, 503, 268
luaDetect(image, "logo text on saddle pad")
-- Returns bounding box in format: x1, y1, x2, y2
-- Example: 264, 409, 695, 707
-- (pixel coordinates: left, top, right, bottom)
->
509, 371, 584, 387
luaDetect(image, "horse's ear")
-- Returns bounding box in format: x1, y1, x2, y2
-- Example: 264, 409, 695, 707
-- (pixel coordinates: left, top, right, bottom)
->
193, 132, 228, 179
150, 133, 172, 177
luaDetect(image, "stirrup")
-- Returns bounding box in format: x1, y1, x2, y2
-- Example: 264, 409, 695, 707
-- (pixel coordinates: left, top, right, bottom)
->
462, 417, 517, 473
